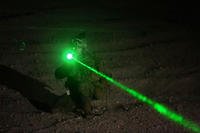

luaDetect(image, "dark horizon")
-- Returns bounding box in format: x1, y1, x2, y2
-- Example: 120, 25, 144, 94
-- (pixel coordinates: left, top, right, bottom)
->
1, 0, 199, 23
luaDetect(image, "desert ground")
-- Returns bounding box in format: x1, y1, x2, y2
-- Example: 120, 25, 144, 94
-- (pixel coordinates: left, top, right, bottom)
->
0, 5, 200, 133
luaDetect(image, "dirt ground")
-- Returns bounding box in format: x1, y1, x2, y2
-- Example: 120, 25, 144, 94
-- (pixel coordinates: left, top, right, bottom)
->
0, 7, 200, 133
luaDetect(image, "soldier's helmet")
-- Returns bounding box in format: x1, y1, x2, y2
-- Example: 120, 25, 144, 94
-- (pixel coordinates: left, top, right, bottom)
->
71, 32, 87, 55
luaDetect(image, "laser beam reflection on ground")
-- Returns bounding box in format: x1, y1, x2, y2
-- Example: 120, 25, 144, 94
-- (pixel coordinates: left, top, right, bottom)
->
73, 58, 200, 133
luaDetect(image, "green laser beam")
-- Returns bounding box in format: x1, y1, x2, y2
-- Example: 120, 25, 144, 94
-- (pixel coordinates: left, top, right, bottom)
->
72, 57, 200, 133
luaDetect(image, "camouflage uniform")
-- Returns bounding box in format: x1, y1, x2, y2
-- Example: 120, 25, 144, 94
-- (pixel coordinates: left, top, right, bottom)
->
55, 33, 107, 115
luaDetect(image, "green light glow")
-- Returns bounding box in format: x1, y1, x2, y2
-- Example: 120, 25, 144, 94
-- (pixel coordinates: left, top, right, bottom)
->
62, 50, 76, 63
73, 58, 200, 133
66, 53, 73, 60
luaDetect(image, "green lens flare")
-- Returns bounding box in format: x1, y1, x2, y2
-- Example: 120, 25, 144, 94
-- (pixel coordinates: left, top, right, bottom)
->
66, 53, 73, 60
72, 58, 200, 133
62, 50, 76, 63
